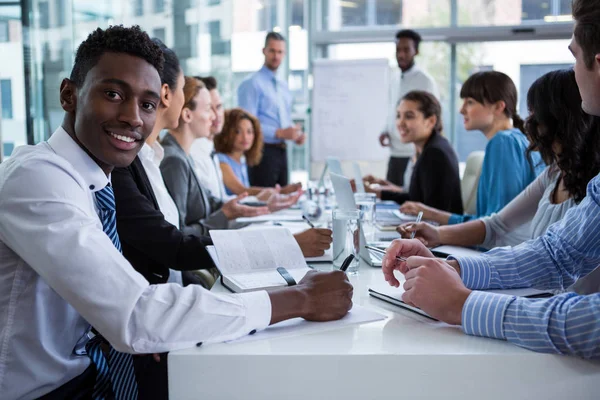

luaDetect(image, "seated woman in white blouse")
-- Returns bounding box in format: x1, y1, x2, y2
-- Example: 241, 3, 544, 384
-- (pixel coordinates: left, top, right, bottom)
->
398, 69, 600, 249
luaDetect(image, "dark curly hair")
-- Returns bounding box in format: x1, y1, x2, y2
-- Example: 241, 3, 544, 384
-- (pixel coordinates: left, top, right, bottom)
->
70, 25, 164, 88
214, 108, 264, 167
525, 69, 600, 203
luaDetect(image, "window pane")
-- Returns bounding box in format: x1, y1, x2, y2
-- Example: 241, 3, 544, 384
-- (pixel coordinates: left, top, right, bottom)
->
291, 0, 304, 28
0, 5, 24, 159
458, 0, 571, 26
154, 0, 164, 14
134, 0, 143, 16
454, 39, 572, 161
324, 0, 450, 30
1, 79, 13, 119
341, 0, 367, 27
0, 20, 7, 42
376, 0, 402, 25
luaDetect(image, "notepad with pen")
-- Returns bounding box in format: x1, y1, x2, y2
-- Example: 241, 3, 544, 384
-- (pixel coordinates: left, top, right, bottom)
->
207, 228, 312, 293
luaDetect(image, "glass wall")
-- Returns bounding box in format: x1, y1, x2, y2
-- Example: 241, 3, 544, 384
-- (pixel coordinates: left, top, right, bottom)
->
21, 0, 311, 179
0, 2, 24, 160
458, 0, 572, 26
10, 0, 575, 171
322, 0, 451, 30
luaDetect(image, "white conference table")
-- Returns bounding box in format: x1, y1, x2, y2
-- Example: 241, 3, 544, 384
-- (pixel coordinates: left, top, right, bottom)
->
168, 210, 600, 399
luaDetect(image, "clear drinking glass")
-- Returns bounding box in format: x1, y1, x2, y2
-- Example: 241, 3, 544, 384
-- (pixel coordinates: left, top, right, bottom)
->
302, 186, 322, 222
332, 209, 360, 274
354, 192, 376, 242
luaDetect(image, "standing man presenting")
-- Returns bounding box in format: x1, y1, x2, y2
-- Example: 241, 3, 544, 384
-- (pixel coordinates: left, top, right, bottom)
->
379, 29, 439, 186
238, 32, 305, 187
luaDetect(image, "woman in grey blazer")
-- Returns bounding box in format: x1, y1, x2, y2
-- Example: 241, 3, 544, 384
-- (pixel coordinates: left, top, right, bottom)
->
160, 77, 270, 236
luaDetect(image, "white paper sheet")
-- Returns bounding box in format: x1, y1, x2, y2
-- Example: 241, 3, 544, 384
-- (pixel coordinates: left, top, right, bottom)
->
226, 305, 386, 344
210, 228, 308, 275
237, 209, 304, 223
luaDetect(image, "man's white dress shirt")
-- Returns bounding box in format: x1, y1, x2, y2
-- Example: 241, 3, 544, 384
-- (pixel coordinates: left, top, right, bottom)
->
384, 64, 440, 157
0, 127, 271, 399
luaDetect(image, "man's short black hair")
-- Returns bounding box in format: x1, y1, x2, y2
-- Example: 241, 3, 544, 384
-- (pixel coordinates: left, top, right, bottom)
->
70, 25, 164, 88
395, 29, 422, 51
265, 31, 285, 47
152, 38, 180, 89
195, 76, 217, 91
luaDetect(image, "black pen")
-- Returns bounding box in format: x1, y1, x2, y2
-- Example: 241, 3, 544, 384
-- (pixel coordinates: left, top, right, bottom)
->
364, 245, 408, 262
340, 254, 355, 272
302, 215, 316, 228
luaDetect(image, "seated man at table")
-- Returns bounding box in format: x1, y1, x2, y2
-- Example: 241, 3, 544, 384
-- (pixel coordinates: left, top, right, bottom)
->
381, 2, 600, 358
0, 25, 353, 399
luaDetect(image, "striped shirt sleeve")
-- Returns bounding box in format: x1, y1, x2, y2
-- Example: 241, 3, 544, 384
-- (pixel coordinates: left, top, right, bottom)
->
462, 291, 600, 358
451, 174, 600, 358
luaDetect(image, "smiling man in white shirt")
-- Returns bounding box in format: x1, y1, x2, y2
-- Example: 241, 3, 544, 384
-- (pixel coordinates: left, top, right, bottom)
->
0, 25, 352, 399
378, 29, 439, 187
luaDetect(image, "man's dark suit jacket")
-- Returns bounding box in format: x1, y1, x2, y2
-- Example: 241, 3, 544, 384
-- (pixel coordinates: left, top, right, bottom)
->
112, 155, 215, 284
382, 132, 464, 214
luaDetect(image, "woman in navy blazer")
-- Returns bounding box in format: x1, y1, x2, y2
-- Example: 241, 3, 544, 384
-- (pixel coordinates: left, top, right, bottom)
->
369, 91, 463, 214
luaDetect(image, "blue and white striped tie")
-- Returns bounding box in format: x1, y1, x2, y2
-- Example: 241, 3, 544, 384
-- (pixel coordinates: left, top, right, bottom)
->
85, 184, 138, 399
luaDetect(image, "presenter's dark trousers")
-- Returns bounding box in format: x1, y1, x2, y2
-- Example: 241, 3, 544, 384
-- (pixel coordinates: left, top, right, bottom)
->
249, 143, 288, 187
386, 156, 409, 186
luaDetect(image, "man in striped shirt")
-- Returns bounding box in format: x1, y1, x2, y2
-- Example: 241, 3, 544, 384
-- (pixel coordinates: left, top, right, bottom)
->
382, 0, 600, 359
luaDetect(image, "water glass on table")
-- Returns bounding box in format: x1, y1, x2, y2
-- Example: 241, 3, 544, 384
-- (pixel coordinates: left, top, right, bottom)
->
332, 209, 360, 274
354, 192, 376, 242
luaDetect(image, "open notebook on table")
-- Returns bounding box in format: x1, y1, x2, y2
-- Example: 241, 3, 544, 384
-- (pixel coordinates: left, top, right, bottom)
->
208, 228, 312, 293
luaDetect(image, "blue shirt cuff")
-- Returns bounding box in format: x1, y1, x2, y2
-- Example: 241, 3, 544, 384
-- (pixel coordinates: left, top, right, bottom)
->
447, 214, 464, 225
448, 255, 492, 289
261, 124, 283, 144
461, 291, 514, 340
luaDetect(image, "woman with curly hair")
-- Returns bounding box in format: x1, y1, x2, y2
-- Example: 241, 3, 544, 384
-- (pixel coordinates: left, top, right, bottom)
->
398, 69, 600, 249
215, 108, 301, 197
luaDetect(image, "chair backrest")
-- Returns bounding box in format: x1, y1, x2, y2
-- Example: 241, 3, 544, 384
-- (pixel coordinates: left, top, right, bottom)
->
461, 151, 485, 215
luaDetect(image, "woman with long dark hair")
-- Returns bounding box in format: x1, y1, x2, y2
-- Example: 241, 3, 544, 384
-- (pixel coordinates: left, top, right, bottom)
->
398, 69, 600, 249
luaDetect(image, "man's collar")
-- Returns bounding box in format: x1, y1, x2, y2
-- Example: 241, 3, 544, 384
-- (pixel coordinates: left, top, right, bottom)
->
260, 65, 277, 79
401, 63, 419, 77
47, 126, 109, 192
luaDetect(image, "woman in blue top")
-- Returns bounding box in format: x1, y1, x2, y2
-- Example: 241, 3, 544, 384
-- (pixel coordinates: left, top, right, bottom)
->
401, 71, 545, 225
214, 108, 301, 197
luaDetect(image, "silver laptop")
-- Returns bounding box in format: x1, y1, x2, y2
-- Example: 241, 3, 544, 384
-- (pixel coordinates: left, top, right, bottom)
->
317, 156, 344, 188
352, 162, 365, 193
330, 172, 394, 267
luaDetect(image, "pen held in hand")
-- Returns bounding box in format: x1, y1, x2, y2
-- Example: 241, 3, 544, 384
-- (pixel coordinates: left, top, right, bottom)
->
302, 214, 316, 229
410, 211, 424, 239
364, 245, 408, 262
340, 254, 355, 272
